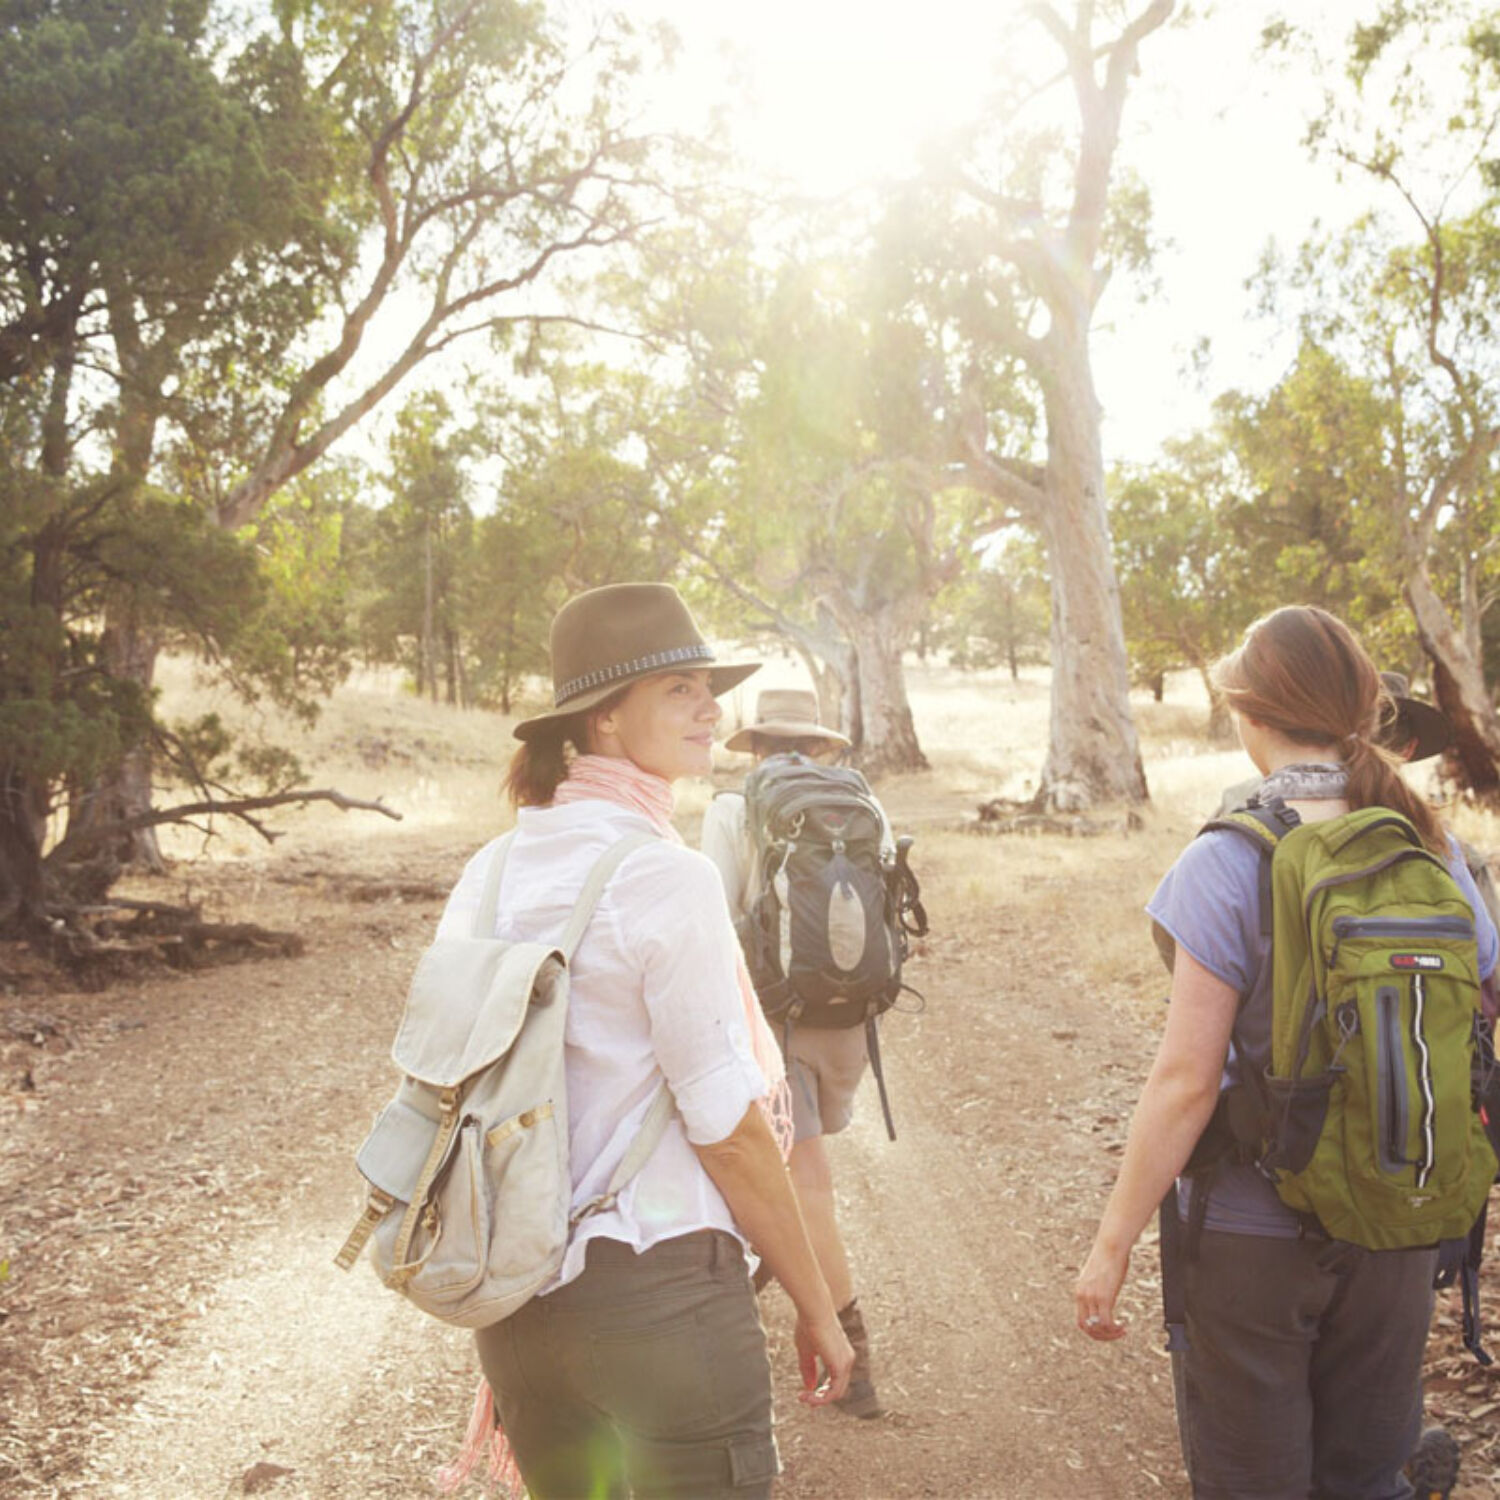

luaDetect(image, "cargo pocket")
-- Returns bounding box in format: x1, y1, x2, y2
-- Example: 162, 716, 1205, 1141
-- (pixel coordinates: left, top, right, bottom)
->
728, 1433, 780, 1491
1263, 1070, 1339, 1175
392, 1116, 489, 1305
482, 1101, 562, 1284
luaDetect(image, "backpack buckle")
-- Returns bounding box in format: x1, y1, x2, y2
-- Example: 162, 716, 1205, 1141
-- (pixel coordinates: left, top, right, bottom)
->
334, 1188, 395, 1271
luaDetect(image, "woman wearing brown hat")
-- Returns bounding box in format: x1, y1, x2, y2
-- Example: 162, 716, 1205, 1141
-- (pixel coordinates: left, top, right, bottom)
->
439, 584, 852, 1499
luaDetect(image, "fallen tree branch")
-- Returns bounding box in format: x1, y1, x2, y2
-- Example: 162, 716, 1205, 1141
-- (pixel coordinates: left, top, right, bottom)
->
47, 788, 402, 864
51, 908, 305, 978
969, 798, 1144, 838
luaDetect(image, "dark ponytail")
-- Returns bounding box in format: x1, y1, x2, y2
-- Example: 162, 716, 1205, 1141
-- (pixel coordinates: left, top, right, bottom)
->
502, 728, 576, 809
1212, 606, 1447, 855
501, 686, 630, 809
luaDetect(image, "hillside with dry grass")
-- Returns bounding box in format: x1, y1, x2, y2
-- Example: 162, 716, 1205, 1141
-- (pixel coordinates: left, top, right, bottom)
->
4, 659, 1500, 1499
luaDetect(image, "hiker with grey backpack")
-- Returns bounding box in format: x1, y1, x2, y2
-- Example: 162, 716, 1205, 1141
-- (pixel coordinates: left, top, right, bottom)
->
339, 585, 852, 1500
701, 689, 927, 1422
1076, 606, 1499, 1500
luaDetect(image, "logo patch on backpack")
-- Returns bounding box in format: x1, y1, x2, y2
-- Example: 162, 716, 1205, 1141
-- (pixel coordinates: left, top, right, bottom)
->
1390, 953, 1444, 971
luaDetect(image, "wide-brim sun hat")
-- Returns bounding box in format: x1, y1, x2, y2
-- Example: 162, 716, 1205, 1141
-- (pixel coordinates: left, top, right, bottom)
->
1377, 671, 1450, 762
513, 582, 759, 741
723, 687, 851, 754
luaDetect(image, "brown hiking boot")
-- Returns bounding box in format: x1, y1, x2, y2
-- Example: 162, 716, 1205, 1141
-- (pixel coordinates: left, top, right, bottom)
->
1405, 1427, 1460, 1500
834, 1298, 884, 1419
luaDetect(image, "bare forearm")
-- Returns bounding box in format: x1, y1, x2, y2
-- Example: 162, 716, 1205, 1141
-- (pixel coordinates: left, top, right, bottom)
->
1078, 945, 1238, 1341
1095, 1064, 1220, 1256
694, 1106, 836, 1325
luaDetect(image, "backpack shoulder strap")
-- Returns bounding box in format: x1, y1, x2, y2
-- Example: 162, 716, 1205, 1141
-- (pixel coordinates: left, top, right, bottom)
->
561, 829, 676, 1223
572, 1082, 676, 1226
1200, 795, 1298, 849
472, 830, 518, 939
1198, 797, 1300, 942
558, 831, 660, 960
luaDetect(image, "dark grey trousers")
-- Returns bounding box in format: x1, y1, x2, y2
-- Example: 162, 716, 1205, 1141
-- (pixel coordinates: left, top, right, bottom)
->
475, 1231, 778, 1500
1174, 1230, 1436, 1500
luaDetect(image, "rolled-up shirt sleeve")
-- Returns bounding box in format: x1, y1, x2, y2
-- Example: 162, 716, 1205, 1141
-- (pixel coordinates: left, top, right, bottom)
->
1145, 831, 1263, 995
623, 843, 768, 1146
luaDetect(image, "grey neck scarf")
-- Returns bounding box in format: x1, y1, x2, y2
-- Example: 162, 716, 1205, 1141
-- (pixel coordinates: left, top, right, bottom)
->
1253, 761, 1349, 803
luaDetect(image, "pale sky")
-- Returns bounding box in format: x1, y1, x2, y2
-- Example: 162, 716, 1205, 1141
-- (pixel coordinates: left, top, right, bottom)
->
614, 0, 1398, 465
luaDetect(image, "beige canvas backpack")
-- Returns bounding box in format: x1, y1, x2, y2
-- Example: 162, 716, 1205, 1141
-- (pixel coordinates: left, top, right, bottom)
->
335, 830, 672, 1327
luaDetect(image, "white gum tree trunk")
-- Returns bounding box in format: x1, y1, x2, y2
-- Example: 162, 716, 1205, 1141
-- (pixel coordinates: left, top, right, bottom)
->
956, 0, 1169, 810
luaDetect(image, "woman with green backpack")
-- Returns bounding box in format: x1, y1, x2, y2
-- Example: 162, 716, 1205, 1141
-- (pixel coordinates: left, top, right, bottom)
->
1075, 605, 1498, 1499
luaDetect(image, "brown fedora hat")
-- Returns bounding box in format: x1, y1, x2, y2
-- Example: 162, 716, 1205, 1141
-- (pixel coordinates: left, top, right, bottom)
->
1377, 671, 1450, 762
723, 688, 851, 754
513, 582, 759, 741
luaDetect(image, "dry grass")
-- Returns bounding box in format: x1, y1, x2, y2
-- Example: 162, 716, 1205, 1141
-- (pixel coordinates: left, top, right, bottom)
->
144, 651, 1246, 1047
148, 650, 1496, 982
150, 656, 518, 861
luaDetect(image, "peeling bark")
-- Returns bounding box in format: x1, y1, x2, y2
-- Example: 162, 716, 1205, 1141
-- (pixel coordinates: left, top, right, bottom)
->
825, 596, 930, 776
1034, 321, 1147, 810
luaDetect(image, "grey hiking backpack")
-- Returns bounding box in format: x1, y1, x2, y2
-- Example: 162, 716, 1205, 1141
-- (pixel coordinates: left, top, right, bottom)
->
334, 830, 673, 1328
735, 752, 927, 1138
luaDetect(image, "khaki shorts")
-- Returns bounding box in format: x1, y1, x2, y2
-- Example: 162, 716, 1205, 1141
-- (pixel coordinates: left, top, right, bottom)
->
783, 1023, 869, 1142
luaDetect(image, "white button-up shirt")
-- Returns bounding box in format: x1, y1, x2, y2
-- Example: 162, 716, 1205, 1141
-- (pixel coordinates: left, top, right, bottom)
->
436, 798, 768, 1291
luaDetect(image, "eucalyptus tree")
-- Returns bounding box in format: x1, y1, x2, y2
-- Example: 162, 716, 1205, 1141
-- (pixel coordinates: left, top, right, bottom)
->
1111, 351, 1431, 734
922, 0, 1174, 809
940, 533, 1052, 681
463, 355, 684, 714
1111, 433, 1249, 726
359, 392, 475, 705
622, 217, 988, 775
1211, 346, 1416, 664
1262, 2, 1500, 796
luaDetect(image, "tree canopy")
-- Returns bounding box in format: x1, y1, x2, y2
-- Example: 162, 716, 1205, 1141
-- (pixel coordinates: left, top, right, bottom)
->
12, 0, 1500, 958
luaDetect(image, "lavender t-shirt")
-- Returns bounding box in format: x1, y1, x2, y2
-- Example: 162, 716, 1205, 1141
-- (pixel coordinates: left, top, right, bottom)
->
1148, 829, 1500, 1238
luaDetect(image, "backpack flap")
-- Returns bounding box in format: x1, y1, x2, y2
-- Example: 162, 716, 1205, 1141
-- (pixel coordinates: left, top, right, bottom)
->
391, 937, 565, 1088
355, 1080, 460, 1204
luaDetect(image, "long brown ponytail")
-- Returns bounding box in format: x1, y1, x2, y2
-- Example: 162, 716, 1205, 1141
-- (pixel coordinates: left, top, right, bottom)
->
1211, 606, 1447, 854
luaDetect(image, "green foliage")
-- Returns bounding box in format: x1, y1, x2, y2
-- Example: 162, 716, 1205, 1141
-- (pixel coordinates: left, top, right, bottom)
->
662, 212, 989, 626
462, 356, 685, 712
1111, 435, 1249, 689
1209, 344, 1411, 648
235, 466, 362, 720
940, 533, 1051, 676
1, 0, 675, 920
162, 711, 304, 794
351, 392, 475, 701
0, 472, 264, 800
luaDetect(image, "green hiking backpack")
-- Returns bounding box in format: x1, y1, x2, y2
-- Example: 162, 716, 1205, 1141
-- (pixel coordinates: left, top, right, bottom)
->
1207, 799, 1496, 1249
1157, 796, 1500, 1363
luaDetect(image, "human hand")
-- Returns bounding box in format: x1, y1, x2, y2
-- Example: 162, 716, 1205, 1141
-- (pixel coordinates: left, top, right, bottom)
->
1075, 1239, 1131, 1342
794, 1311, 854, 1405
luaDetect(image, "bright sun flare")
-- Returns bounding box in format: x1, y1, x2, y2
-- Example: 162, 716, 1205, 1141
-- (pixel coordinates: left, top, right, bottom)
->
636, 0, 1014, 194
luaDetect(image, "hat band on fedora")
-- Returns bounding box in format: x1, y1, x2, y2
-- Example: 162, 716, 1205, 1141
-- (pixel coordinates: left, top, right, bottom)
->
555, 643, 716, 707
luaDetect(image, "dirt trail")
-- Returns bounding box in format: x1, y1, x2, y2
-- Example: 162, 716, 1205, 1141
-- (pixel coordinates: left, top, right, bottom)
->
13, 812, 1488, 1499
